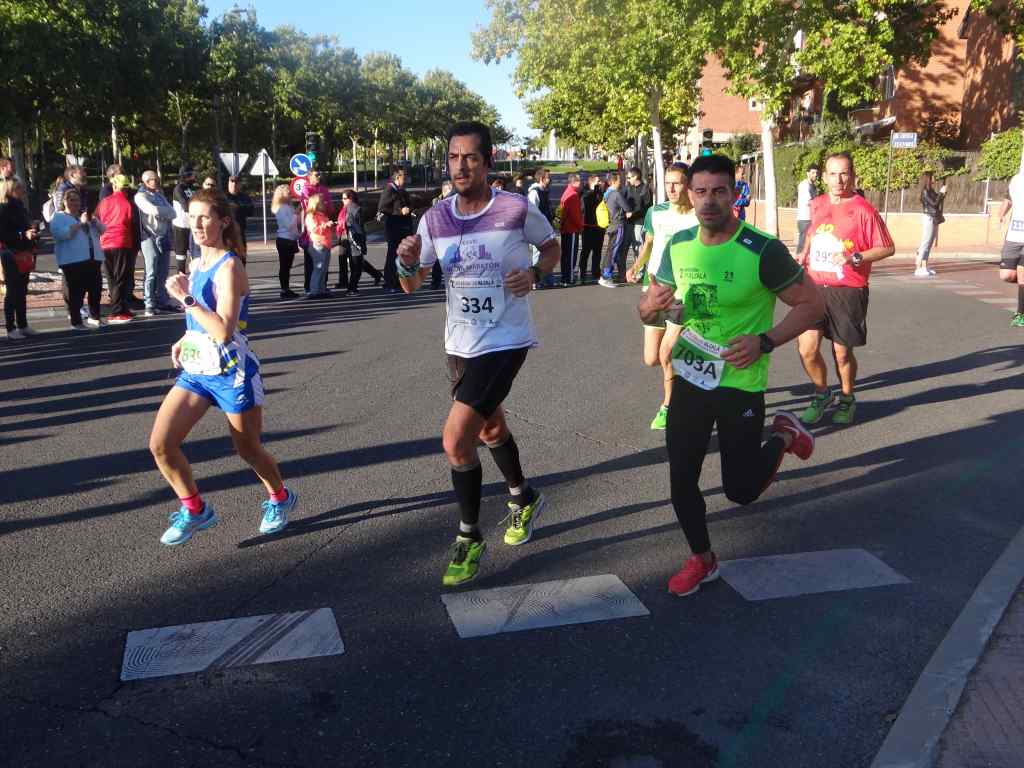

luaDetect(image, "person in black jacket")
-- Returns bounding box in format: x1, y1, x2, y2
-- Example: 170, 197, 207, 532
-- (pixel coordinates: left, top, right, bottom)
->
579, 174, 605, 284
624, 167, 652, 261
226, 176, 255, 248
0, 179, 40, 339
915, 171, 945, 277
377, 166, 414, 292
337, 189, 383, 294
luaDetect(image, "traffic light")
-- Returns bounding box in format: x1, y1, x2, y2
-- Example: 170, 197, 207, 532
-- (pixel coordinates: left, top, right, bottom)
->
305, 132, 320, 162
700, 128, 714, 157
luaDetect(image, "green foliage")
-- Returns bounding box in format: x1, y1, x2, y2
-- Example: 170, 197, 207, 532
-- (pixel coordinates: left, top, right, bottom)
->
977, 129, 1023, 180
719, 133, 760, 162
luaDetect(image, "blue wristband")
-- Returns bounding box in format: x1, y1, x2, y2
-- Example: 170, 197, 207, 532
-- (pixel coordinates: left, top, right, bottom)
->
396, 257, 420, 279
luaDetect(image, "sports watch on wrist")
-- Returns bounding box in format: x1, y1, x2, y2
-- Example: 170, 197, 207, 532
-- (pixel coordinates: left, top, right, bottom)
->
758, 333, 776, 354
850, 252, 864, 268
182, 294, 198, 308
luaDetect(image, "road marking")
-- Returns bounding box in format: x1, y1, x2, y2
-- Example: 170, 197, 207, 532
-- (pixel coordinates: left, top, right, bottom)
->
120, 608, 344, 681
441, 574, 649, 639
954, 290, 1000, 296
979, 297, 1018, 304
718, 549, 909, 602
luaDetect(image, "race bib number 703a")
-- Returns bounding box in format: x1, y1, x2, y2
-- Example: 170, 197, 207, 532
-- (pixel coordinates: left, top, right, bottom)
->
672, 328, 725, 390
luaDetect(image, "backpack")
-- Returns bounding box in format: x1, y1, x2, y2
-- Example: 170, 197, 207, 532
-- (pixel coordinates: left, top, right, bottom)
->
42, 196, 56, 223
595, 200, 610, 229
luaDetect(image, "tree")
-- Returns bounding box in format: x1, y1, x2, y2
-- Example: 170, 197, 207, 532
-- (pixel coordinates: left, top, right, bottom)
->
474, 0, 708, 202
710, 0, 953, 234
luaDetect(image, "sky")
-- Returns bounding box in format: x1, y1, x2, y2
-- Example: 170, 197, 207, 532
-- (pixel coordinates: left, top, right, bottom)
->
204, 0, 534, 141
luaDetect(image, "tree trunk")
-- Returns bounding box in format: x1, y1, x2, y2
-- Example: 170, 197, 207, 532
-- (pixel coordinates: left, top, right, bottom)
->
110, 116, 120, 165
648, 91, 666, 204
155, 144, 162, 181
760, 115, 779, 236
373, 128, 378, 188
352, 137, 358, 191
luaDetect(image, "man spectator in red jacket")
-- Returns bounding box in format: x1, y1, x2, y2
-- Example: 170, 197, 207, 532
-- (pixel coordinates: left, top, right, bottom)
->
95, 174, 140, 323
559, 173, 583, 285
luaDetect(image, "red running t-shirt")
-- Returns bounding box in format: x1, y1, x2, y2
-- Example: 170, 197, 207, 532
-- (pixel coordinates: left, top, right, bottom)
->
804, 195, 893, 288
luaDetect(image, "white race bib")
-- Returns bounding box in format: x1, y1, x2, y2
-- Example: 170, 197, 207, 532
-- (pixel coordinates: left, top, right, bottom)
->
447, 276, 506, 327
808, 232, 846, 279
672, 328, 725, 390
179, 330, 224, 375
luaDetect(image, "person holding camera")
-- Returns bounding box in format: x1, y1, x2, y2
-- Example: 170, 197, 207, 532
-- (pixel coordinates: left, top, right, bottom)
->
915, 171, 945, 278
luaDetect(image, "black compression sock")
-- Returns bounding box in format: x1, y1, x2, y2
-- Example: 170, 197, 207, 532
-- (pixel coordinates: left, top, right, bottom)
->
488, 435, 525, 490
451, 462, 483, 528
1018, 285, 1024, 314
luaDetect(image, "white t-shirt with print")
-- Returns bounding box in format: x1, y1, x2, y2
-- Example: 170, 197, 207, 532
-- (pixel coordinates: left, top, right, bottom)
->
1007, 173, 1024, 244
417, 189, 556, 357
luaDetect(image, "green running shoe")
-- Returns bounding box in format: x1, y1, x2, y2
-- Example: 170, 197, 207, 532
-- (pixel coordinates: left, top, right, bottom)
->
832, 394, 857, 425
799, 390, 835, 425
1011, 313, 1024, 327
443, 536, 486, 587
650, 405, 668, 430
502, 493, 546, 546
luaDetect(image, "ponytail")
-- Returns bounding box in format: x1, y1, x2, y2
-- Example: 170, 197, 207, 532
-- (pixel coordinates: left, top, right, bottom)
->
189, 188, 247, 264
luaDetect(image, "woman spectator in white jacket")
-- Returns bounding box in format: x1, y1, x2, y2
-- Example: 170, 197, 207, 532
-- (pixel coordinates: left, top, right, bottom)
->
50, 189, 105, 330
271, 184, 300, 299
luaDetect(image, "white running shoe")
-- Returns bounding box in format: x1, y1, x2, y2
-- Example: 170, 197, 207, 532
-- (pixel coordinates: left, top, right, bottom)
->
598, 278, 619, 288
913, 267, 932, 278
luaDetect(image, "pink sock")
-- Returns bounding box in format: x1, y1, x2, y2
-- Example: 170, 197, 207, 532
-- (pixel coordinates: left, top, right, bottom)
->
269, 487, 289, 503
181, 493, 205, 515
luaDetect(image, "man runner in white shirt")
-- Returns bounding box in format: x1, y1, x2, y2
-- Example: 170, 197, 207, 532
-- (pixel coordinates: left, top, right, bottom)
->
396, 121, 561, 587
997, 170, 1024, 327
626, 163, 699, 429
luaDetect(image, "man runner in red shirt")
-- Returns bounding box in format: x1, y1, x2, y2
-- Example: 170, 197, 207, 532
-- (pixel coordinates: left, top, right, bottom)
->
796, 152, 894, 425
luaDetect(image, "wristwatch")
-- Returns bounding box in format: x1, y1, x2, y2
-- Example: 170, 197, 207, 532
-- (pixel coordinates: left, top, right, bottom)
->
850, 252, 864, 268
530, 265, 543, 284
758, 333, 776, 354
182, 294, 198, 308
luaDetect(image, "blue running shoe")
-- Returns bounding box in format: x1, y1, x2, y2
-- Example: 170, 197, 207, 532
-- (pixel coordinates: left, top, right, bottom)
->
259, 489, 297, 535
160, 504, 218, 546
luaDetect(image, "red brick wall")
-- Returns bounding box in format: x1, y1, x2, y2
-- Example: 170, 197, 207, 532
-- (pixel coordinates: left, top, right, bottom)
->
698, 55, 763, 137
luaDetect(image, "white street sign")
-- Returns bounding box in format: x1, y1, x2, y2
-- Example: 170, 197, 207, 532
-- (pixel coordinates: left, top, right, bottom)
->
891, 132, 918, 149
219, 152, 249, 176
250, 149, 278, 177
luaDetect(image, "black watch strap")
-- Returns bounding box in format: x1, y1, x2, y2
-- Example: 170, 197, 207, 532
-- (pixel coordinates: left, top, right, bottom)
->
759, 332, 775, 354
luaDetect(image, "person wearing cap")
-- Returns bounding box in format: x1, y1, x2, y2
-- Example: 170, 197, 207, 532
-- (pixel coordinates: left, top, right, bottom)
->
172, 165, 196, 274
226, 176, 254, 247
135, 170, 178, 316
95, 174, 141, 323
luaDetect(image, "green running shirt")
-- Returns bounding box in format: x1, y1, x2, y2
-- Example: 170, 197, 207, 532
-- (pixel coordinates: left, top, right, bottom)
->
654, 222, 803, 393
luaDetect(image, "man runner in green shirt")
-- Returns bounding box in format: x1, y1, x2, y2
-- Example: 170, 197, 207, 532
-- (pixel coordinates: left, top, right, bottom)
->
639, 154, 825, 597
626, 163, 698, 430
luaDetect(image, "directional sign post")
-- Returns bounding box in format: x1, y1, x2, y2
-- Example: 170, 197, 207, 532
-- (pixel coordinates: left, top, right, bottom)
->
289, 153, 313, 177
883, 132, 918, 222
219, 152, 249, 177
250, 149, 279, 245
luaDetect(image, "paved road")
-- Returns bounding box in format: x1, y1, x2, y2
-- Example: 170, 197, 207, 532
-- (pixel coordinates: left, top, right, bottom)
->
2, 228, 1023, 767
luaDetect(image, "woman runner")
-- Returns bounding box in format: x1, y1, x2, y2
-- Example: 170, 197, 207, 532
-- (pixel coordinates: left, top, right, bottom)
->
149, 188, 297, 545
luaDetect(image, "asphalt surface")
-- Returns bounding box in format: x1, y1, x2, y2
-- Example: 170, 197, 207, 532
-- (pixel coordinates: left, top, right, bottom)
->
2, 195, 1024, 767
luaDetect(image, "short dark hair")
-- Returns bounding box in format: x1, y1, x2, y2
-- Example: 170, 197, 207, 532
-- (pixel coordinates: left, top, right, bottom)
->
825, 151, 854, 170
627, 166, 642, 177
446, 121, 493, 168
390, 164, 405, 177
343, 188, 360, 203
686, 154, 735, 184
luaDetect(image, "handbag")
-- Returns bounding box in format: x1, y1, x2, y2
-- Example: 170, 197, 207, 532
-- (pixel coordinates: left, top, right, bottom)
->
13, 250, 35, 274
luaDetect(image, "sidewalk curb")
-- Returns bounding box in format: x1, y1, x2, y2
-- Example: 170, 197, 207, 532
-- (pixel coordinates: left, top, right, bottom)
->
870, 524, 1024, 768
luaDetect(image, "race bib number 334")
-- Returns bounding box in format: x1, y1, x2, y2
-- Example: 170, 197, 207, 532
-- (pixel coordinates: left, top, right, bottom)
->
448, 276, 505, 326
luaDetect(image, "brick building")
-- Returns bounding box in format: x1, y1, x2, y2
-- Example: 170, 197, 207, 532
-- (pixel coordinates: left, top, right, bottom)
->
682, 1, 1019, 156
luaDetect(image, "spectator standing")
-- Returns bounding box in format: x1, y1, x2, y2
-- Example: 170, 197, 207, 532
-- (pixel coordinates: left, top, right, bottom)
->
172, 165, 197, 274
226, 175, 254, 247
135, 171, 177, 316
528, 169, 556, 287
0, 178, 39, 340
624, 167, 652, 260
599, 172, 630, 287
98, 163, 122, 202
377, 165, 414, 293
915, 171, 945, 277
513, 174, 527, 195
299, 169, 335, 292
796, 166, 819, 254
336, 189, 382, 295
51, 189, 104, 330
201, 176, 216, 191
579, 174, 605, 284
733, 164, 751, 220
303, 193, 334, 298
271, 184, 300, 299
95, 174, 140, 323
0, 156, 16, 182
559, 173, 583, 285
53, 165, 89, 215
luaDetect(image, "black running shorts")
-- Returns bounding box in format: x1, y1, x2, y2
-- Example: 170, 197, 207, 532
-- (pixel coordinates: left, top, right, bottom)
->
446, 347, 529, 420
815, 285, 869, 348
999, 240, 1024, 270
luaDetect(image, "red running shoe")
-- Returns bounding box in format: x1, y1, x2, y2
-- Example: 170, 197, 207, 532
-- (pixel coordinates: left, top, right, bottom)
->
668, 553, 719, 597
107, 313, 134, 325
771, 411, 815, 460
